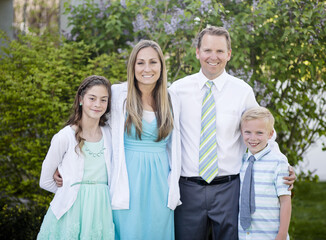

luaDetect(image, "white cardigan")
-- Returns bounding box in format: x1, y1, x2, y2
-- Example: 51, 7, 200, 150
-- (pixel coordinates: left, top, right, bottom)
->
109, 82, 182, 210
39, 125, 112, 219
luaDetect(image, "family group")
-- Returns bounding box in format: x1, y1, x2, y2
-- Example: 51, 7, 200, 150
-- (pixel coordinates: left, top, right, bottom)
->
37, 26, 295, 240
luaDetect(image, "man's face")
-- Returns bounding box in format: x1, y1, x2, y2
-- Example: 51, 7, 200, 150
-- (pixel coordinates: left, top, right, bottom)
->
196, 34, 231, 80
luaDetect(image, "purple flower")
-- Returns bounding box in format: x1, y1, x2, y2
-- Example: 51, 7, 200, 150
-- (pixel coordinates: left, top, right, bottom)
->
221, 16, 234, 30
252, 0, 258, 10
97, 12, 104, 19
199, 0, 212, 15
120, 0, 126, 8
308, 35, 315, 44
164, 22, 175, 35
132, 14, 150, 32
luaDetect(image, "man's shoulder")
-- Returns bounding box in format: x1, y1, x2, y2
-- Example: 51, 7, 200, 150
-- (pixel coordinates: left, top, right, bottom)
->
170, 72, 200, 88
225, 73, 253, 90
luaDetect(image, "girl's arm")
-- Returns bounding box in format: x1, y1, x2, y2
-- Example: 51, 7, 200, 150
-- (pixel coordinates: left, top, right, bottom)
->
275, 195, 291, 240
40, 132, 67, 193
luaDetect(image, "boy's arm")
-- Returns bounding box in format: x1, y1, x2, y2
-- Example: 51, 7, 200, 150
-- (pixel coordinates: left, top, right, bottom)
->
275, 195, 291, 240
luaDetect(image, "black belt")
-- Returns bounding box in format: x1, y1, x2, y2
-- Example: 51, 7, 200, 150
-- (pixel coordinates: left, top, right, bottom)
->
180, 174, 239, 186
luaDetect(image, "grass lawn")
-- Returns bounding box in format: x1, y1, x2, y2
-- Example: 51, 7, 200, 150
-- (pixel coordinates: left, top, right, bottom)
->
289, 181, 326, 240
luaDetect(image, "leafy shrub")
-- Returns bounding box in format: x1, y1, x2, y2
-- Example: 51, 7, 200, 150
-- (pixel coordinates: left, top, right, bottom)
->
0, 196, 47, 240
0, 31, 126, 238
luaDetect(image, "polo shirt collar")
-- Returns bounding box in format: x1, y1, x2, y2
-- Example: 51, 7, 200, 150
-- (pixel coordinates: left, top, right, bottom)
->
245, 144, 272, 162
198, 69, 228, 91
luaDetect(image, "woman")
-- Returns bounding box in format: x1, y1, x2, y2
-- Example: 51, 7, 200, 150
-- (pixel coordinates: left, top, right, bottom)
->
109, 40, 181, 239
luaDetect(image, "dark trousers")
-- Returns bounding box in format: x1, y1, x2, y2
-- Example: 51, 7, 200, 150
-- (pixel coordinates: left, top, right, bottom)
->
175, 175, 240, 240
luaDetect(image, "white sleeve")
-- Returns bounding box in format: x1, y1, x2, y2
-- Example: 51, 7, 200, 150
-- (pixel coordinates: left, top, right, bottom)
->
39, 131, 68, 193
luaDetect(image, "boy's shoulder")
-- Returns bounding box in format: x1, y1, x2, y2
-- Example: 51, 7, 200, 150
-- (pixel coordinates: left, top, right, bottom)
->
262, 148, 288, 164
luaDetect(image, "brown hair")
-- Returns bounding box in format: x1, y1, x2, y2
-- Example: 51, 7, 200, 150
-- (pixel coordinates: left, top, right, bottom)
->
196, 26, 231, 51
66, 75, 111, 152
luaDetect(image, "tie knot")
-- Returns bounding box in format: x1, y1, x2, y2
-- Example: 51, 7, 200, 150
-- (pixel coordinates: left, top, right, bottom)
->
249, 155, 255, 163
205, 81, 214, 89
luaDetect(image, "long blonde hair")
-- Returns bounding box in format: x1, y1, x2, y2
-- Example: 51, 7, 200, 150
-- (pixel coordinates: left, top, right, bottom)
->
125, 40, 173, 141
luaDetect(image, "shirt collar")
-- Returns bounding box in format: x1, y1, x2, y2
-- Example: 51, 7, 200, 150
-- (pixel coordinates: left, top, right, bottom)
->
245, 144, 272, 162
198, 69, 228, 92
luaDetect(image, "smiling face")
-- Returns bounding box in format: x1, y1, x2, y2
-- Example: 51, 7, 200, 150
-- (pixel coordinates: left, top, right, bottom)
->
241, 118, 274, 155
134, 46, 162, 89
80, 85, 109, 121
196, 34, 231, 80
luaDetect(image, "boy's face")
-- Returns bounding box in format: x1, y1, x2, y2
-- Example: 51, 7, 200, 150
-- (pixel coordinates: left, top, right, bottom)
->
241, 118, 274, 155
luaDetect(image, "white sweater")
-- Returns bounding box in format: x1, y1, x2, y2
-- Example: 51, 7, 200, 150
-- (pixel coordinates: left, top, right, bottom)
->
39, 125, 112, 219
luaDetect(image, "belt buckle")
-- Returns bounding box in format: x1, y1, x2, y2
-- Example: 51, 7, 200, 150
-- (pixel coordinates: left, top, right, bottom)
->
85, 180, 96, 184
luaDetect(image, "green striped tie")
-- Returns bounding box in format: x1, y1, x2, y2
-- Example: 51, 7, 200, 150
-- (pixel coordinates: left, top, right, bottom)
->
199, 81, 218, 183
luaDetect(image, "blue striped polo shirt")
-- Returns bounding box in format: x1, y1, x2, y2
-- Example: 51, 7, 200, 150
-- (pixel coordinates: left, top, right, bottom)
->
238, 144, 291, 240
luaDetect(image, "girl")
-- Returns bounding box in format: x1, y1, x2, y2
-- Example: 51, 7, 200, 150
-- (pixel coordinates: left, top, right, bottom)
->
109, 40, 181, 239
37, 75, 114, 239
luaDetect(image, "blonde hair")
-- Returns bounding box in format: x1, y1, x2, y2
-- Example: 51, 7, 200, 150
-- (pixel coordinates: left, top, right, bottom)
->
125, 40, 173, 141
241, 106, 275, 132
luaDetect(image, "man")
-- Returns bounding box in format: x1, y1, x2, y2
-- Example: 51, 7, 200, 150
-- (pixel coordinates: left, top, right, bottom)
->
169, 26, 295, 240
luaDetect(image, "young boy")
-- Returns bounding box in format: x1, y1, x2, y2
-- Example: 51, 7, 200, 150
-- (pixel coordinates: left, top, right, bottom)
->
239, 106, 291, 240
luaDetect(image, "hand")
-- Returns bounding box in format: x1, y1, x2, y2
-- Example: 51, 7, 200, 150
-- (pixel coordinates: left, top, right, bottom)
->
275, 235, 287, 240
283, 165, 296, 190
275, 232, 288, 240
53, 169, 63, 187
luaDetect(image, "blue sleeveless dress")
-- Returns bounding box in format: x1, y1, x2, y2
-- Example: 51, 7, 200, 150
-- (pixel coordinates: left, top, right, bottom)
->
113, 118, 174, 240
37, 138, 114, 240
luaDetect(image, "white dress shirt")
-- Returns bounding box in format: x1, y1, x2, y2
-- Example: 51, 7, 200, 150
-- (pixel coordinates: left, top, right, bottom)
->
109, 82, 182, 210
169, 70, 259, 177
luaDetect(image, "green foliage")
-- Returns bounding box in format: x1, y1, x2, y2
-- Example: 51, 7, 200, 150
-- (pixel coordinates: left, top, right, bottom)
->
0, 30, 126, 206
63, 0, 225, 80
296, 169, 319, 182
1, 0, 326, 238
63, 0, 326, 166
290, 181, 326, 239
0, 29, 127, 237
64, 0, 135, 56
221, 0, 326, 166
0, 197, 47, 240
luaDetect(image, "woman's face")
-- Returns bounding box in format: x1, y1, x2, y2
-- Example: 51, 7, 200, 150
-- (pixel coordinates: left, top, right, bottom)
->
134, 47, 161, 89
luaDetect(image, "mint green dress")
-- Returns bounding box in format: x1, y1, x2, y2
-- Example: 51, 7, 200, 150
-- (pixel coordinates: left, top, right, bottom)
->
37, 138, 114, 240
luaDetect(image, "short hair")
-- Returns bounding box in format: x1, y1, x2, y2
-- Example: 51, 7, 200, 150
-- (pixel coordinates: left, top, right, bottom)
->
241, 107, 275, 132
196, 26, 231, 50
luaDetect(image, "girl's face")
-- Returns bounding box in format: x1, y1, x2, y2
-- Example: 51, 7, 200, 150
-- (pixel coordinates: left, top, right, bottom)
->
134, 47, 161, 89
80, 85, 109, 121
